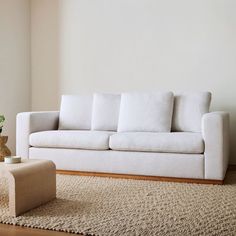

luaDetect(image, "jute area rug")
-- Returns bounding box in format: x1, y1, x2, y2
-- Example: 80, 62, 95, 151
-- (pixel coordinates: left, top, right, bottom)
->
0, 172, 236, 236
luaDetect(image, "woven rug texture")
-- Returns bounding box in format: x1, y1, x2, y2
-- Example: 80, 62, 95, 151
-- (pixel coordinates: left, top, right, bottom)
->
0, 172, 236, 236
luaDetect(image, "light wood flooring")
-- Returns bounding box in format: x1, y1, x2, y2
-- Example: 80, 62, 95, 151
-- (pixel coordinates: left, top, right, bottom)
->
0, 223, 79, 236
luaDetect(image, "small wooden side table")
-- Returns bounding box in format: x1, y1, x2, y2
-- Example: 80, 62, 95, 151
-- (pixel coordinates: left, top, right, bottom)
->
0, 159, 56, 216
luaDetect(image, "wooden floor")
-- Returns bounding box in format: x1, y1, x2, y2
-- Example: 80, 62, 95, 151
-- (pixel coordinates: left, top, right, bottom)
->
1, 166, 235, 236
0, 223, 78, 236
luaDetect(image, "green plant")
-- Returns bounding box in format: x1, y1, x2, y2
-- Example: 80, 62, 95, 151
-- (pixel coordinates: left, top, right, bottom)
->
0, 115, 5, 134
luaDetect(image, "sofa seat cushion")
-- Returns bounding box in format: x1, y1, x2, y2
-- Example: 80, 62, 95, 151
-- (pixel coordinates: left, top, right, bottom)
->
30, 130, 115, 150
109, 132, 204, 154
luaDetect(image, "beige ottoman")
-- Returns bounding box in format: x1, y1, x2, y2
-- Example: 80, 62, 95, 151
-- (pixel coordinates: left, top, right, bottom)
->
0, 159, 56, 217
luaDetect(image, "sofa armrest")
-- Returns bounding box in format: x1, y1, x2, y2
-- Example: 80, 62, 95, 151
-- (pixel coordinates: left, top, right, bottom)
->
16, 111, 59, 158
202, 112, 230, 180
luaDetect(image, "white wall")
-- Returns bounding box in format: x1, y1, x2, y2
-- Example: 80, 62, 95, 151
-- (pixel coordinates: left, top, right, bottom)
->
31, 0, 60, 110
31, 0, 236, 164
0, 0, 31, 154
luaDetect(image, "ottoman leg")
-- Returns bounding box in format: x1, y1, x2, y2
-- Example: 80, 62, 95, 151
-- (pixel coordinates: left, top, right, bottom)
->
7, 161, 56, 217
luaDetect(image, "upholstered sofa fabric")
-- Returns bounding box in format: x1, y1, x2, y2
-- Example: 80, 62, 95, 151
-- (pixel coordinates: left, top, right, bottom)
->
29, 148, 204, 179
91, 93, 121, 131
59, 95, 93, 130
16, 91, 230, 181
118, 92, 174, 132
30, 130, 115, 150
109, 132, 204, 154
16, 111, 59, 158
202, 112, 230, 180
172, 92, 211, 132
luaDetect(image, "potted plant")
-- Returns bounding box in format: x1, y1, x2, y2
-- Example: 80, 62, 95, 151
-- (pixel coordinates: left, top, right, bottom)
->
0, 115, 5, 135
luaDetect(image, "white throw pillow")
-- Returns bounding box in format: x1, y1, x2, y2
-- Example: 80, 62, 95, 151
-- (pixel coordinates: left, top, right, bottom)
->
172, 92, 211, 132
91, 93, 121, 131
117, 92, 174, 132
59, 95, 93, 130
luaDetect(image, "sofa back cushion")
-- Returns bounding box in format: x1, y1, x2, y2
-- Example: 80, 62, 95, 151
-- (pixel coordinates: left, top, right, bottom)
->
91, 93, 121, 131
172, 92, 211, 132
117, 92, 174, 132
59, 95, 93, 130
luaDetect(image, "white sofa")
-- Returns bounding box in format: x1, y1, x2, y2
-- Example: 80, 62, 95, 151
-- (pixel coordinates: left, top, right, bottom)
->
16, 92, 230, 183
